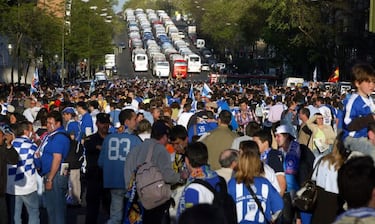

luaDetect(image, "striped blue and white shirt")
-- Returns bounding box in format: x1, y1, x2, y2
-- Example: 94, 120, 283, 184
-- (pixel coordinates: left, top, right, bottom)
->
227, 177, 283, 224
7, 136, 38, 195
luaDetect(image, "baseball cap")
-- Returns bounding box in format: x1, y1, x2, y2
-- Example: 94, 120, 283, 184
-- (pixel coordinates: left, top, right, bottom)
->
275, 124, 296, 139
96, 113, 111, 124
62, 107, 76, 115
7, 105, 15, 113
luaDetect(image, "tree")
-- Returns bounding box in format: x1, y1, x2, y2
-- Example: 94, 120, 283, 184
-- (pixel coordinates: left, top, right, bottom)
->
65, 0, 114, 77
0, 2, 61, 84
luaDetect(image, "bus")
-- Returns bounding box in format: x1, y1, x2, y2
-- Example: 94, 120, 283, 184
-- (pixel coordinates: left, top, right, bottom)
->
134, 52, 148, 72
185, 53, 201, 73
171, 59, 187, 78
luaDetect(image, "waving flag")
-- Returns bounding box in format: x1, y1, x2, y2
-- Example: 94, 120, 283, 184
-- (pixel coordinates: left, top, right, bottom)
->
264, 83, 270, 97
189, 84, 197, 111
89, 79, 95, 96
313, 66, 317, 82
328, 67, 339, 83
217, 100, 238, 131
30, 68, 39, 95
189, 84, 195, 102
201, 83, 212, 98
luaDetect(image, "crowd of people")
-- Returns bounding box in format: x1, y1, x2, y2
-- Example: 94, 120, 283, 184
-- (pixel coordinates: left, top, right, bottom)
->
1, 62, 375, 224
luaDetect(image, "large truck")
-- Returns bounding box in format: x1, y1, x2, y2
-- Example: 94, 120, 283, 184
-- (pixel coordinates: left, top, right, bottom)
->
187, 25, 197, 45
105, 54, 115, 70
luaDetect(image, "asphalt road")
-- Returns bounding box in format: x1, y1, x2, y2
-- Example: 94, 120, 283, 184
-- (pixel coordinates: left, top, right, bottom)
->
113, 22, 210, 82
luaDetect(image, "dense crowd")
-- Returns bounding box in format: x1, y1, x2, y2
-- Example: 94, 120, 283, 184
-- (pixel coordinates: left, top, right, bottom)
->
1, 62, 375, 224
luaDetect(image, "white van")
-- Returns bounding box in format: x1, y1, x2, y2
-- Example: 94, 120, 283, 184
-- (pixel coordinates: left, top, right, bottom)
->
283, 77, 304, 87
196, 39, 205, 49
94, 72, 107, 82
153, 61, 170, 78
134, 53, 148, 72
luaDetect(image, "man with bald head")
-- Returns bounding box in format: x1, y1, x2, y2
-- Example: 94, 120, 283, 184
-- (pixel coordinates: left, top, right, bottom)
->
215, 149, 238, 182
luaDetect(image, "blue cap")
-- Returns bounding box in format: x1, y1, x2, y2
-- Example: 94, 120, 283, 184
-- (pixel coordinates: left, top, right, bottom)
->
62, 107, 76, 115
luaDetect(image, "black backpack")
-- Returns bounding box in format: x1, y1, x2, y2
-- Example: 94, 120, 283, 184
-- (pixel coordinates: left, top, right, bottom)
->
296, 144, 316, 186
192, 176, 237, 224
53, 132, 83, 169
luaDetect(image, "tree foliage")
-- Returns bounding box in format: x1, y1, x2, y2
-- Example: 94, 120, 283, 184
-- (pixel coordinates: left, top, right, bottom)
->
0, 2, 61, 83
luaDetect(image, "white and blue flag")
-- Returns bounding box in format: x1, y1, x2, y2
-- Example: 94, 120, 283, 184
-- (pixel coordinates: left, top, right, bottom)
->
264, 83, 270, 97
89, 79, 95, 96
201, 83, 212, 98
30, 68, 39, 95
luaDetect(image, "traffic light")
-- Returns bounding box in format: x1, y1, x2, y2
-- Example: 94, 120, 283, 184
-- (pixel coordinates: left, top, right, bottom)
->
370, 0, 375, 32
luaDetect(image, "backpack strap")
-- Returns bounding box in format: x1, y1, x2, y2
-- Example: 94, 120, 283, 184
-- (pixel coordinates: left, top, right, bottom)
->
145, 142, 156, 163
192, 178, 216, 193
245, 184, 271, 224
192, 176, 226, 193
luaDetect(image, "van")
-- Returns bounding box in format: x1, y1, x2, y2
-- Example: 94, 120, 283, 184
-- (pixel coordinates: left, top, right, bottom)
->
94, 72, 107, 82
283, 77, 304, 87
196, 39, 205, 49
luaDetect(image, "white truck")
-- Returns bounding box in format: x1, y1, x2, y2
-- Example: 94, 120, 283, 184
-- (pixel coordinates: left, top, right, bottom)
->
105, 54, 115, 70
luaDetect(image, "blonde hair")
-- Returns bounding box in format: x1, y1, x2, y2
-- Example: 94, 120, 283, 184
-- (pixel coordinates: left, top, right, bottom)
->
235, 150, 262, 185
322, 134, 348, 170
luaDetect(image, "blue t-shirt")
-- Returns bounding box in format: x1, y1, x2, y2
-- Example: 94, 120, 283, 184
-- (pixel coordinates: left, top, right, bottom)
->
98, 132, 142, 188
227, 177, 283, 224
343, 93, 375, 138
66, 120, 80, 140
177, 174, 222, 218
187, 121, 218, 142
38, 127, 70, 176
79, 112, 94, 141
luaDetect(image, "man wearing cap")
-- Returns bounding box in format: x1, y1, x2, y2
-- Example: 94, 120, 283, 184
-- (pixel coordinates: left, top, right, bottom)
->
62, 107, 82, 206
98, 109, 142, 224
35, 111, 70, 224
84, 112, 112, 224
125, 120, 184, 224
274, 124, 314, 224
0, 125, 18, 224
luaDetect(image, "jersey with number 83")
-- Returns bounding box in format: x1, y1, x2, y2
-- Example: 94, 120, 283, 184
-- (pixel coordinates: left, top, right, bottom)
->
98, 132, 142, 189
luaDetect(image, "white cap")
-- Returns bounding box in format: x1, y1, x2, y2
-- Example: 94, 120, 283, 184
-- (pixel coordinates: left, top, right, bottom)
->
7, 104, 15, 113
275, 124, 296, 139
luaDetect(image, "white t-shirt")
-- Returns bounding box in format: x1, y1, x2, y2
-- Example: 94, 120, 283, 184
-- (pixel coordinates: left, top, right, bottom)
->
264, 163, 281, 193
311, 156, 339, 194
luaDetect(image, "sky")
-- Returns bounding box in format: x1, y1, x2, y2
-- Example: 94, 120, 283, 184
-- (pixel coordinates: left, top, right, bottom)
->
113, 0, 126, 13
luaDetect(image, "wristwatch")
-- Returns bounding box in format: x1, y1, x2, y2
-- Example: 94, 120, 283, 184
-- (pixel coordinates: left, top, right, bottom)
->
45, 178, 52, 183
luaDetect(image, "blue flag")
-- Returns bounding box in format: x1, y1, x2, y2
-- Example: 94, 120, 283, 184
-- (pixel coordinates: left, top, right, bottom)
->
89, 79, 95, 96
201, 83, 212, 98
264, 83, 270, 97
30, 68, 39, 95
189, 84, 195, 102
216, 100, 238, 131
